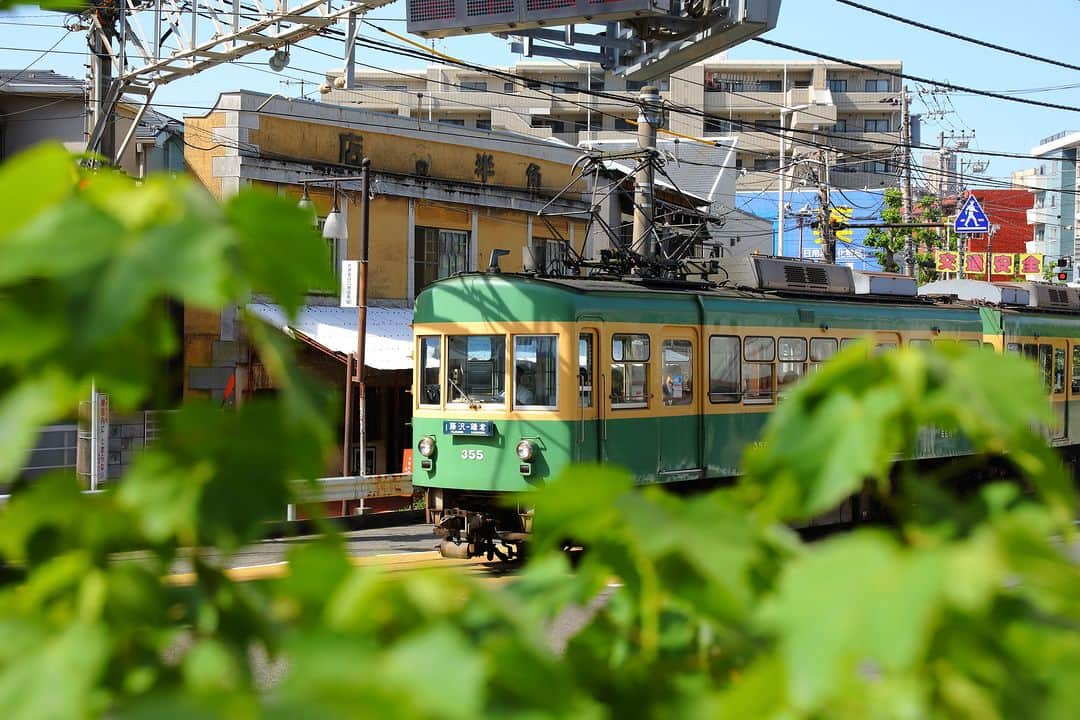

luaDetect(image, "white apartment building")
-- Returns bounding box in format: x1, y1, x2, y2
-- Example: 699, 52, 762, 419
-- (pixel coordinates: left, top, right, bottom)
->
1013, 131, 1079, 271
321, 57, 904, 192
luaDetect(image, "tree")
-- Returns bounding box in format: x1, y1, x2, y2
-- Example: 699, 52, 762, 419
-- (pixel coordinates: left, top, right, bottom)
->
865, 188, 945, 283
2, 145, 1079, 718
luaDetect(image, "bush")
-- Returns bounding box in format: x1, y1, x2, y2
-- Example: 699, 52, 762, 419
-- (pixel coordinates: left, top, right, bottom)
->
1, 146, 1078, 718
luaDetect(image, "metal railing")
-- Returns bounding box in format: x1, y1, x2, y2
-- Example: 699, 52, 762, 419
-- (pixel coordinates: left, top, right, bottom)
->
0, 473, 413, 513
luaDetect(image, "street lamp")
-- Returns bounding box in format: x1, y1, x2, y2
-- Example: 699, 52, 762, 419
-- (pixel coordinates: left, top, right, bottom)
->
294, 167, 372, 478
297, 184, 318, 227
777, 103, 811, 257
321, 183, 349, 243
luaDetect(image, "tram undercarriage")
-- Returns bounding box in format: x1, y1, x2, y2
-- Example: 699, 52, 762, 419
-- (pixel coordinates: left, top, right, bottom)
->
428, 489, 532, 561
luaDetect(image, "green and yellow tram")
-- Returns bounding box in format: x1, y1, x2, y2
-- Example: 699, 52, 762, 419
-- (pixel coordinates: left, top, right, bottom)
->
412, 257, 1080, 559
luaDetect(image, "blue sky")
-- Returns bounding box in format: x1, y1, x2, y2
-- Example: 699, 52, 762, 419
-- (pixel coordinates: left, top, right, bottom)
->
2, 0, 1077, 180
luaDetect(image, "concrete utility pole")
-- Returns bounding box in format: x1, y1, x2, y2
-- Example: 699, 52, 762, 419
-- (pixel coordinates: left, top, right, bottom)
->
818, 149, 836, 264
900, 86, 916, 277
633, 86, 662, 260
356, 159, 371, 476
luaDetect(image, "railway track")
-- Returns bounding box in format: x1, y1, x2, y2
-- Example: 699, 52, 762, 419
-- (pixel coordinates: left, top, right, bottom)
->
164, 549, 519, 586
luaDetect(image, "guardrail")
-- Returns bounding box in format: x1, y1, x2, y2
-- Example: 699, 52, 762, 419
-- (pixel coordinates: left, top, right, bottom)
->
0, 473, 414, 517
292, 473, 412, 503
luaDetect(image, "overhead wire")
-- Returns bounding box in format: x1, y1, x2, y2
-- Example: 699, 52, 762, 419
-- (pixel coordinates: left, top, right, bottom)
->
0, 30, 1068, 165
835, 0, 1080, 73
753, 37, 1080, 113
5, 16, 1075, 210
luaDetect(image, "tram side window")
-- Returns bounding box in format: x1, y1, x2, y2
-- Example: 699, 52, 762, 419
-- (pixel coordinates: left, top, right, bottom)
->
447, 335, 506, 404
1073, 346, 1080, 394
514, 335, 558, 409
611, 333, 650, 408
1007, 343, 1021, 354
840, 338, 859, 350
709, 336, 741, 403
662, 339, 693, 406
743, 336, 775, 404
419, 336, 441, 405
809, 337, 838, 371
1023, 343, 1037, 360
777, 337, 807, 396
1039, 344, 1053, 392
1054, 347, 1066, 394
579, 334, 593, 407
909, 339, 931, 349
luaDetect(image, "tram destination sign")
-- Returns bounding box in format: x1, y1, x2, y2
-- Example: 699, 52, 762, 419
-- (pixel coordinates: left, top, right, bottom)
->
443, 420, 494, 436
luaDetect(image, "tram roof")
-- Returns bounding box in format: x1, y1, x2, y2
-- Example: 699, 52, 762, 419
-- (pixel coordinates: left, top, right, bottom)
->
414, 272, 990, 332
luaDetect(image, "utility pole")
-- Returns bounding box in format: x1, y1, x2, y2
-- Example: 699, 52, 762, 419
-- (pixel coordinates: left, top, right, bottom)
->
633, 85, 662, 261
818, 149, 835, 264
900, 86, 916, 277
87, 8, 118, 162
356, 159, 371, 476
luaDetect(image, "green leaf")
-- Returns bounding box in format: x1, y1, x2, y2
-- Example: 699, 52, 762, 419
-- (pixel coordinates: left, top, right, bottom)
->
383, 625, 486, 720
182, 638, 244, 694
225, 190, 333, 318
757, 532, 947, 711
0, 621, 111, 720
0, 199, 122, 286
0, 144, 76, 237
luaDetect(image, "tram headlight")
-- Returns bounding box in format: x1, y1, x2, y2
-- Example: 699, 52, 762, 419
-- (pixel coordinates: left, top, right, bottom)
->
418, 436, 436, 458
516, 440, 536, 461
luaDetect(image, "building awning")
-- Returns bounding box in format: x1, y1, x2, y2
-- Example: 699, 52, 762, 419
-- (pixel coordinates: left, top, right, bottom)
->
247, 303, 413, 370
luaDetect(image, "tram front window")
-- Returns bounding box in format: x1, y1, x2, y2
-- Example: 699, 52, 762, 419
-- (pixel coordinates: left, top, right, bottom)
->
447, 335, 506, 404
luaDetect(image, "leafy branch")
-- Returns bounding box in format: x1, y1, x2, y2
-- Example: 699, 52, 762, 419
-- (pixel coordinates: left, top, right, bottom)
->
1, 146, 1078, 718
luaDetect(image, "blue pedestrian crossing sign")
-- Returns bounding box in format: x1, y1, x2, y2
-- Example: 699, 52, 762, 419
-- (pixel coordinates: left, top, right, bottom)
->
954, 195, 990, 233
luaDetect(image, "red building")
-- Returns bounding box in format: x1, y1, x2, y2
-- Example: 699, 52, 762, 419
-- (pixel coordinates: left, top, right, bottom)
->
945, 189, 1033, 282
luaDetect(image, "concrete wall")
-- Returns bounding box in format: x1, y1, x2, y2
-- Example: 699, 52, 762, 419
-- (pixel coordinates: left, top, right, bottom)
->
0, 96, 85, 157
0, 94, 142, 176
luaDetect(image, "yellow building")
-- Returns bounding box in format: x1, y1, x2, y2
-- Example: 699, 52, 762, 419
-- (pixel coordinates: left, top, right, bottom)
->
183, 91, 593, 477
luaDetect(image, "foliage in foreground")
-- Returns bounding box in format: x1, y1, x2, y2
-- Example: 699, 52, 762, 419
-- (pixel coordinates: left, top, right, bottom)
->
1, 145, 1079, 719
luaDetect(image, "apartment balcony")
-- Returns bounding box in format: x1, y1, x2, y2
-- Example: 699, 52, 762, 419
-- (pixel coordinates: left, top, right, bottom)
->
704, 91, 790, 113
702, 87, 831, 114
579, 130, 642, 144
1018, 173, 1053, 191
490, 107, 551, 137
333, 88, 556, 115
832, 91, 898, 110
427, 90, 552, 112
820, 130, 900, 154
1027, 206, 1061, 225
324, 88, 405, 112
549, 94, 634, 115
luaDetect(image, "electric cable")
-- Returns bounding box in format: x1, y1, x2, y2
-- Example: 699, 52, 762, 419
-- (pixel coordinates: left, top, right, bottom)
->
835, 0, 1080, 73
753, 37, 1080, 113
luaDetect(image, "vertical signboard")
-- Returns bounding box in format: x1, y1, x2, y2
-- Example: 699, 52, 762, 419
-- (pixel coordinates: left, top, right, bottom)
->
341, 260, 359, 308
90, 388, 109, 489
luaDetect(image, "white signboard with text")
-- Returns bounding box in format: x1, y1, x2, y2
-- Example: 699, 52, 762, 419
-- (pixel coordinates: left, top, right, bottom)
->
340, 260, 359, 308
91, 390, 109, 487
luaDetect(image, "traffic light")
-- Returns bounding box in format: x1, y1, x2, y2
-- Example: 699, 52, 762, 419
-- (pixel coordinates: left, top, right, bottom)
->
1057, 256, 1072, 283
